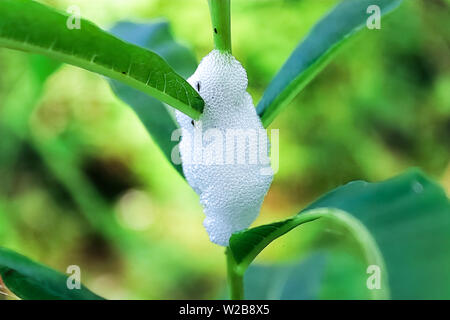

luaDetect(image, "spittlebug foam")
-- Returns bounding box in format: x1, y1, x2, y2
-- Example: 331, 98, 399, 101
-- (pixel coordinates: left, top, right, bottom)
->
175, 50, 273, 246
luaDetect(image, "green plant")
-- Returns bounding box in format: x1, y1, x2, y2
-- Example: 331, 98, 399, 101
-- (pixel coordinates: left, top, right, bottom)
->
0, 0, 449, 300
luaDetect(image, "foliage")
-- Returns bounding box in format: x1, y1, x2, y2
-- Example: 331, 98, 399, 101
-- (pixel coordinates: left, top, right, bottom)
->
0, 0, 448, 300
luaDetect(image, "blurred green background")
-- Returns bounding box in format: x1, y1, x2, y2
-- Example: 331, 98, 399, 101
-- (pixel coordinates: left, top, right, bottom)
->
0, 0, 448, 299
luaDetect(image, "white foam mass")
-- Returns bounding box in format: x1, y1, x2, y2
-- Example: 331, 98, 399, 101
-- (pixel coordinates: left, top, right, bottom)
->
175, 50, 273, 246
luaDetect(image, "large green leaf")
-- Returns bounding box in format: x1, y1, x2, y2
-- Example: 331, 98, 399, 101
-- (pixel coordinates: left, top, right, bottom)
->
257, 0, 402, 127
109, 20, 198, 177
0, 0, 203, 119
0, 247, 104, 300
229, 169, 450, 299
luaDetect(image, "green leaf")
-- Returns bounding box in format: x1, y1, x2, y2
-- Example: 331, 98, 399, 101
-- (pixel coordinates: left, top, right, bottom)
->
229, 169, 450, 299
243, 253, 327, 300
257, 0, 402, 127
0, 0, 204, 119
244, 249, 379, 300
0, 247, 104, 300
109, 20, 198, 178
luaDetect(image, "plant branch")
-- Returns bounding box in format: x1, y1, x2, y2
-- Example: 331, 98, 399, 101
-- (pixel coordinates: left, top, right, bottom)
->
226, 247, 244, 300
208, 0, 232, 53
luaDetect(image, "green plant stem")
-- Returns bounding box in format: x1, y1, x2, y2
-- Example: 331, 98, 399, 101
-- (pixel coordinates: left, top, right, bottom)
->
210, 0, 239, 299
208, 0, 232, 53
226, 247, 244, 300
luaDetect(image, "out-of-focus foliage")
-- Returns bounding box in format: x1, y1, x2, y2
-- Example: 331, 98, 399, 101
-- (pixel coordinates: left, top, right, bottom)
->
0, 0, 448, 299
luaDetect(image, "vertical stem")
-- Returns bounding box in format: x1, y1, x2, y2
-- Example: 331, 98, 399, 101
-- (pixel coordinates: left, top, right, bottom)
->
210, 0, 239, 299
208, 0, 232, 53
226, 248, 244, 300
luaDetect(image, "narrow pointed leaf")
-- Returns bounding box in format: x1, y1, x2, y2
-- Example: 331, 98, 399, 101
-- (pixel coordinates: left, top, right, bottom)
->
0, 0, 203, 119
257, 0, 402, 127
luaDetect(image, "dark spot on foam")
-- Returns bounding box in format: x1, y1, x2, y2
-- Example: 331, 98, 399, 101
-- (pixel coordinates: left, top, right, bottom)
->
214, 28, 217, 34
